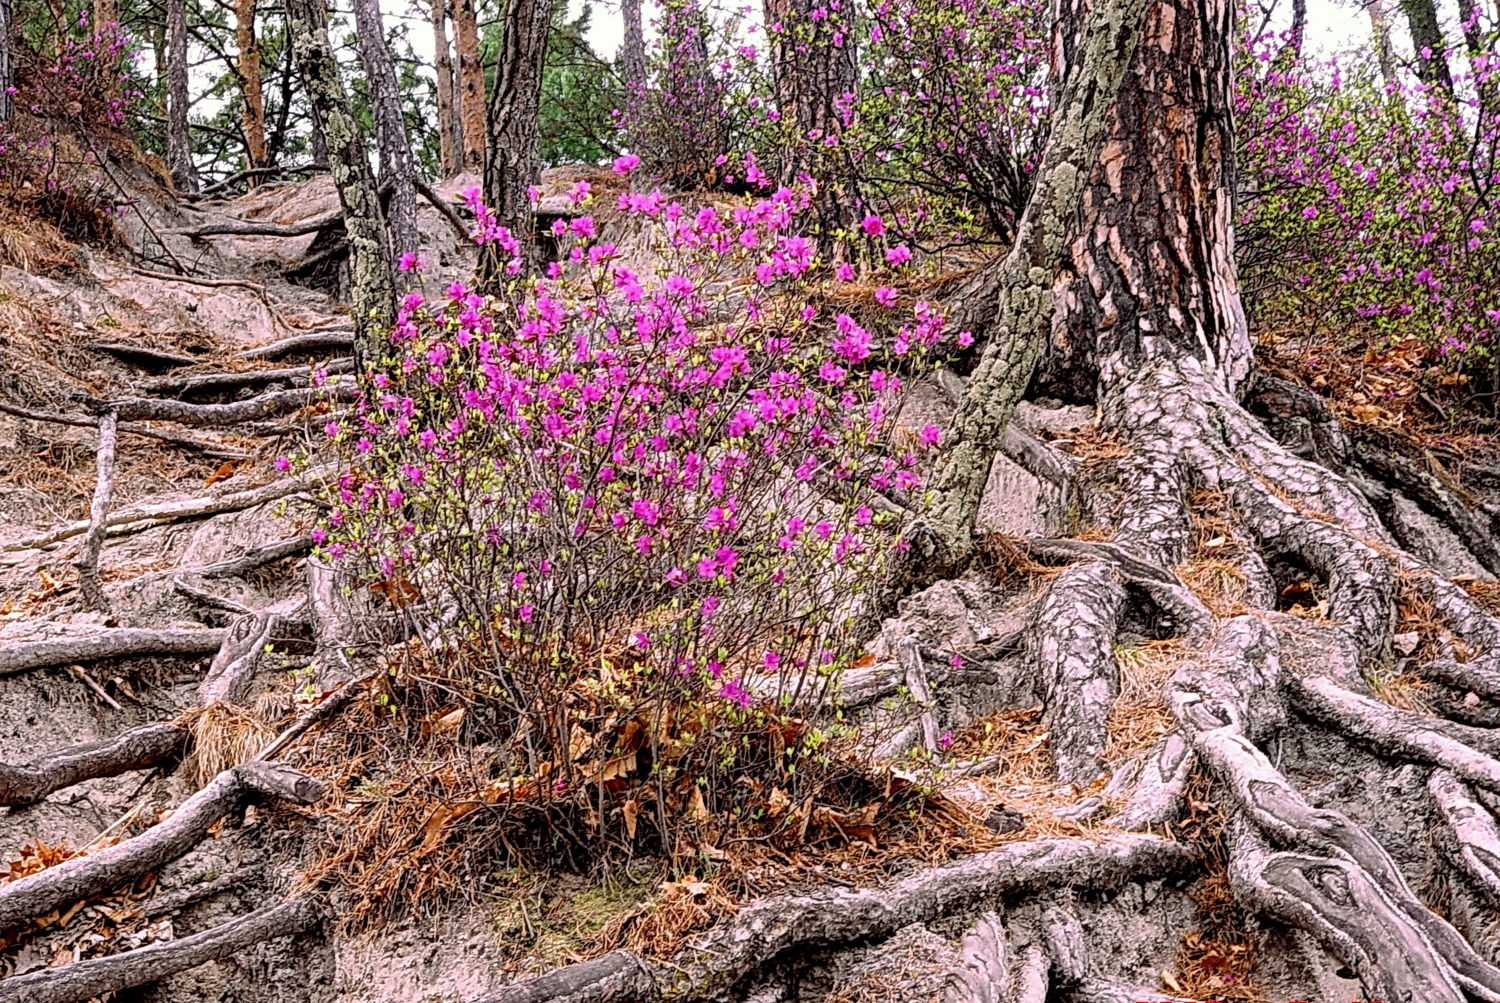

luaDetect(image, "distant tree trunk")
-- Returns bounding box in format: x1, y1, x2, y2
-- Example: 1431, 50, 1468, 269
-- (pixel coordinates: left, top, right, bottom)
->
481, 0, 550, 274
236, 0, 268, 184
764, 0, 857, 238
1400, 0, 1456, 95
166, 0, 199, 192
431, 0, 459, 175
1283, 0, 1306, 57
351, 0, 420, 259
452, 0, 486, 174
93, 0, 121, 103
620, 0, 646, 89
285, 0, 395, 370
1368, 0, 1400, 90
0, 0, 13, 123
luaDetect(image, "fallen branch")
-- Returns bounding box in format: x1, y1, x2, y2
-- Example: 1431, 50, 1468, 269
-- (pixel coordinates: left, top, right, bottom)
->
256, 671, 374, 760
0, 628, 227, 677
75, 383, 358, 427
415, 177, 471, 240
0, 400, 250, 459
0, 722, 187, 807
165, 208, 344, 240
233, 328, 354, 361
5, 471, 326, 552
477, 834, 1195, 1003
172, 574, 254, 616
0, 762, 323, 931
73, 410, 117, 610
0, 895, 322, 1003
124, 266, 268, 296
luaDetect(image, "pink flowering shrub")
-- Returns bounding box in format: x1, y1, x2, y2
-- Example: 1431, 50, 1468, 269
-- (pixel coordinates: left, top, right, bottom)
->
1236, 40, 1500, 384
309, 179, 960, 847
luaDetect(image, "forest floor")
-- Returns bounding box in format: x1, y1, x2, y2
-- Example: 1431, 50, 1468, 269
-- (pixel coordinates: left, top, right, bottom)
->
5, 148, 1500, 1003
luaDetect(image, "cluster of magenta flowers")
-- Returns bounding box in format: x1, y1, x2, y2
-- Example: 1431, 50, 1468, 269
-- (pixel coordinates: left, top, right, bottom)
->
300, 165, 964, 731
1236, 33, 1500, 370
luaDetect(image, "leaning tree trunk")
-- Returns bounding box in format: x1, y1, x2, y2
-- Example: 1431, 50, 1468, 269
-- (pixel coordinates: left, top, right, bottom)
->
1368, 0, 1400, 91
236, 0, 268, 184
351, 0, 420, 259
481, 0, 550, 275
764, 0, 858, 240
166, 0, 198, 193
452, 0, 486, 174
1400, 0, 1456, 96
431, 0, 459, 176
285, 0, 395, 371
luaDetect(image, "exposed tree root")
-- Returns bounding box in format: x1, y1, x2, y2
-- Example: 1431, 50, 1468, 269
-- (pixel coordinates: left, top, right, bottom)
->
0, 400, 251, 459
0, 762, 323, 931
77, 383, 358, 426
0, 628, 228, 677
477, 835, 1194, 1003
4, 470, 327, 552
1428, 769, 1500, 909
232, 327, 354, 361
0, 895, 322, 1003
139, 357, 353, 397
72, 409, 117, 611
196, 610, 280, 706
166, 208, 344, 239
0, 722, 187, 807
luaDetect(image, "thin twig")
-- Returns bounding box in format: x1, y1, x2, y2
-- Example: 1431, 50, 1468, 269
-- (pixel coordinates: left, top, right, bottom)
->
74, 410, 118, 610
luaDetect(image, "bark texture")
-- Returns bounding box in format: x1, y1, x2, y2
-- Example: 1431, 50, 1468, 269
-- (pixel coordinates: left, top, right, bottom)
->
0, 0, 11, 123
73, 409, 117, 610
284, 0, 395, 369
482, 0, 551, 272
351, 0, 420, 258
452, 0, 485, 173
620, 0, 646, 89
431, 0, 459, 175
0, 722, 187, 807
914, 0, 1152, 572
235, 0, 267, 181
165, 0, 198, 192
1399, 0, 1456, 95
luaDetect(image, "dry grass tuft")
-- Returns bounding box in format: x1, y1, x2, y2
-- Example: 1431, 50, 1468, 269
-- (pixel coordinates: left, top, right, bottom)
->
181, 703, 276, 785
1105, 639, 1184, 765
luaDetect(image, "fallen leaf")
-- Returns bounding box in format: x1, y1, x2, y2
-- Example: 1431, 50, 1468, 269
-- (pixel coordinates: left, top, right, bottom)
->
203, 460, 241, 487
623, 798, 640, 839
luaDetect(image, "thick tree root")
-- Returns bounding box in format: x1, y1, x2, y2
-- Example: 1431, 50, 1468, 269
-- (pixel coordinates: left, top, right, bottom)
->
476, 834, 1194, 1003
0, 762, 323, 931
77, 384, 358, 427
197, 610, 280, 706
0, 400, 249, 459
140, 358, 354, 397
0, 722, 187, 807
0, 628, 228, 677
4, 470, 327, 552
1428, 769, 1500, 909
72, 410, 117, 611
0, 895, 322, 1003
232, 327, 354, 361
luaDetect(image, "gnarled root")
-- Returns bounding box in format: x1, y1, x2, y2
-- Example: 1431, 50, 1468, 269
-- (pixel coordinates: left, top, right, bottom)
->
0, 762, 323, 931
0, 722, 187, 807
0, 896, 322, 1003
476, 834, 1195, 1003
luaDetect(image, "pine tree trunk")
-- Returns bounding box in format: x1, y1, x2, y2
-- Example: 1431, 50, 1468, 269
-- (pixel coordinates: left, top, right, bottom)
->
620, 0, 646, 90
764, 0, 857, 237
1368, 0, 1400, 91
284, 0, 395, 370
236, 0, 268, 183
431, 0, 459, 176
1044, 0, 1251, 400
93, 0, 121, 103
1399, 0, 1456, 95
0, 0, 13, 123
166, 0, 199, 192
481, 0, 550, 270
452, 0, 486, 175
351, 0, 420, 259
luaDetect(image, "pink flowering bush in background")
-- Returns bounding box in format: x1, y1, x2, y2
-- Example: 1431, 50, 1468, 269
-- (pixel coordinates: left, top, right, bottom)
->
301, 173, 963, 831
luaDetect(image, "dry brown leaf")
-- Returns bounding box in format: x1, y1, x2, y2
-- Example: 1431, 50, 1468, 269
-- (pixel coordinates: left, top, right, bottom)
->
623, 798, 640, 839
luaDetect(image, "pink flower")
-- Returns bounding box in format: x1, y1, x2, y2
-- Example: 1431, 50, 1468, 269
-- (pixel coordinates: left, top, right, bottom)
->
613, 154, 641, 174
835, 263, 855, 281
956, 331, 975, 347
875, 287, 898, 307
519, 604, 535, 622
920, 424, 942, 446
720, 680, 753, 709
275, 456, 291, 471
861, 214, 886, 236
885, 245, 912, 264
398, 251, 426, 272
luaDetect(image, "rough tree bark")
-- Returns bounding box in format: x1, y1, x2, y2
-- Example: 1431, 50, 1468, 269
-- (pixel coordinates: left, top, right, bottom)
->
351, 0, 420, 259
764, 0, 858, 238
908, 0, 1152, 573
1368, 0, 1400, 91
284, 0, 395, 370
431, 0, 459, 176
165, 0, 198, 192
481, 0, 551, 274
236, 0, 268, 183
452, 0, 486, 174
620, 0, 646, 90
1399, 0, 1456, 96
